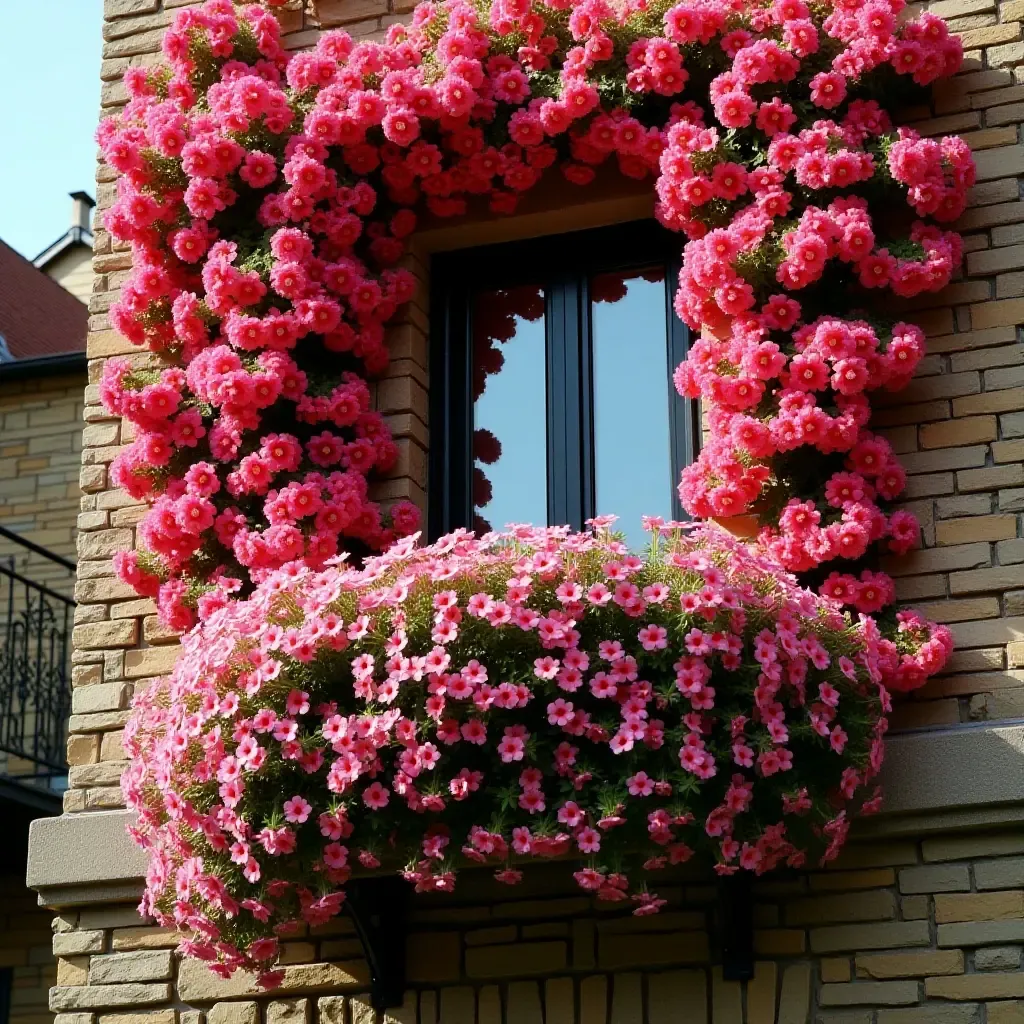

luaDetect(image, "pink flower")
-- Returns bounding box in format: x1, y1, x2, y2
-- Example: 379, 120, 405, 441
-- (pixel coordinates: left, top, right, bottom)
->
498, 734, 525, 763
627, 771, 655, 796
809, 72, 847, 108
283, 796, 311, 823
716, 91, 756, 128
756, 98, 796, 137
286, 690, 310, 716
534, 656, 560, 679
547, 699, 574, 726
638, 624, 668, 651
888, 510, 921, 554
362, 782, 390, 809
684, 629, 711, 656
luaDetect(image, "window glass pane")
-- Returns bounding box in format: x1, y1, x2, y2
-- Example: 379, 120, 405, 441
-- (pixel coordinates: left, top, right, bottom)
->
591, 267, 673, 551
471, 286, 547, 533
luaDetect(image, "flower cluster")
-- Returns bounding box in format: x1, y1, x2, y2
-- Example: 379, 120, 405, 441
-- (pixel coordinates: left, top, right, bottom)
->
97, 3, 425, 629
125, 520, 898, 983
109, 0, 970, 971
96, 0, 968, 644
660, 104, 967, 669
672, 286, 957, 676
676, 311, 922, 546
889, 127, 976, 222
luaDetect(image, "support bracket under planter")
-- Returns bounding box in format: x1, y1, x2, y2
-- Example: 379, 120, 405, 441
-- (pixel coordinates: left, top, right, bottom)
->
345, 876, 410, 1010
719, 872, 754, 981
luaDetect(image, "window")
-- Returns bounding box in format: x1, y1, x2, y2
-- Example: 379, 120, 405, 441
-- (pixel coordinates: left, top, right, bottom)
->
429, 220, 698, 550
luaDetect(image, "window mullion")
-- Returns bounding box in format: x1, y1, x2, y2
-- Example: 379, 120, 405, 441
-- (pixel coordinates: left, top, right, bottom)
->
428, 274, 472, 538
667, 253, 698, 521
579, 274, 595, 528
546, 276, 584, 531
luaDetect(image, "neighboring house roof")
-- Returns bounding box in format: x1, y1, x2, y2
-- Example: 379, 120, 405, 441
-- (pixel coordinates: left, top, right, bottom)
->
0, 237, 88, 362
33, 226, 93, 271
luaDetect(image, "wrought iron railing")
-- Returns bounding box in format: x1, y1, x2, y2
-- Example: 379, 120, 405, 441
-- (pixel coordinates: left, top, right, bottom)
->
0, 525, 75, 786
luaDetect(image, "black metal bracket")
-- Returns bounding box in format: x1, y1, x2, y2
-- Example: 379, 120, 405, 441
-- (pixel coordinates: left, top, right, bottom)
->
718, 872, 755, 981
345, 876, 410, 1010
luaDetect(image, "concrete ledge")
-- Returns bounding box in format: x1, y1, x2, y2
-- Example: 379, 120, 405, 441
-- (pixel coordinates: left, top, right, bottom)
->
25, 723, 1024, 905
874, 721, 1024, 814
852, 720, 1024, 839
27, 809, 146, 905
32, 881, 148, 909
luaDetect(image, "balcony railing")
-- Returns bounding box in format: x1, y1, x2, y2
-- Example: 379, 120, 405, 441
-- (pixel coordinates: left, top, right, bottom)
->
0, 525, 74, 799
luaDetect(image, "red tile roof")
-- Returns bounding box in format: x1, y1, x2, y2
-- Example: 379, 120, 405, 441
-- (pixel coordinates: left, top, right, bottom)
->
0, 238, 88, 360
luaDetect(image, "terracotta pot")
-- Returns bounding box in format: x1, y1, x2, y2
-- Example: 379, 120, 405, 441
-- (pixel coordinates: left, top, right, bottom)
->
710, 514, 761, 540
701, 308, 733, 341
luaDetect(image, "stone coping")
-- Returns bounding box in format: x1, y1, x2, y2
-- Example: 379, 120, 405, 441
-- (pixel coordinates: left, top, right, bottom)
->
26, 721, 1024, 908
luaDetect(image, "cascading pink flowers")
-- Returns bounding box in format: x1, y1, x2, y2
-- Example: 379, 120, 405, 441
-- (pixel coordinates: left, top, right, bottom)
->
98, 0, 964, 671
124, 518, 916, 983
101, 0, 975, 981
668, 113, 971, 670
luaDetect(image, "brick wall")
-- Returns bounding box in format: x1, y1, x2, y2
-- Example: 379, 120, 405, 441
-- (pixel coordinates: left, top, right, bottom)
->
0, 378, 80, 1024
872, 0, 1024, 728
0, 372, 83, 779
42, 833, 1024, 1023
0, 372, 85, 593
41, 0, 1024, 1022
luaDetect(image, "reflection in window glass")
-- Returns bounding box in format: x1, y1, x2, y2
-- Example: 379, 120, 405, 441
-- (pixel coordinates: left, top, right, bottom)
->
592, 268, 672, 551
472, 286, 547, 533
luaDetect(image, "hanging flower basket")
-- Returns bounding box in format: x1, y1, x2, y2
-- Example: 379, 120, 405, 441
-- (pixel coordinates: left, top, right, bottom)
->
125, 519, 897, 984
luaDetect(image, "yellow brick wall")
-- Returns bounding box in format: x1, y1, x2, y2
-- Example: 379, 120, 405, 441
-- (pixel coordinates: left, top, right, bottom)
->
0, 372, 83, 779
0, 373, 84, 594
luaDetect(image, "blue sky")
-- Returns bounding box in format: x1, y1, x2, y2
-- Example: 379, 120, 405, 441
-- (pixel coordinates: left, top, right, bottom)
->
0, 2, 103, 260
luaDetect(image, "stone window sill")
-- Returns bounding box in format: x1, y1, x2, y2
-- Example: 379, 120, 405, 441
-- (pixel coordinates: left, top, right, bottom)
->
25, 722, 1024, 908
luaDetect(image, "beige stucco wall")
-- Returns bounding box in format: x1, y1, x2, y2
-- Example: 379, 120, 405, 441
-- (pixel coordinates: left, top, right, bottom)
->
26, 0, 1024, 1022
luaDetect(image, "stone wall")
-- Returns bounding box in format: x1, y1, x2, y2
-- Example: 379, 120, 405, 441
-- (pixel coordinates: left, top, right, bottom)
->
0, 373, 82, 1024
872, 0, 1024, 728
32, 0, 1024, 1023
41, 832, 1024, 1024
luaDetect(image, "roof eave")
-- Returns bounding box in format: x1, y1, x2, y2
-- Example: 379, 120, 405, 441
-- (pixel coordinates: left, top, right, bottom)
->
32, 228, 94, 270
0, 351, 87, 382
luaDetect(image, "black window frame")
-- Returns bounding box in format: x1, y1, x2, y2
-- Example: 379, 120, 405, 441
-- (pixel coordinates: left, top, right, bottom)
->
428, 219, 699, 539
